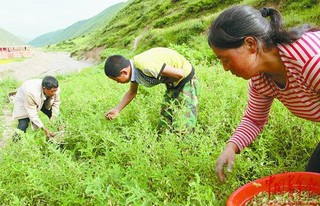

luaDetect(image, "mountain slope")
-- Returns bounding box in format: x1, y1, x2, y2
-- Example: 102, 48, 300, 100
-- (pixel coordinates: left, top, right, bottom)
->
0, 27, 25, 46
29, 2, 126, 47
57, 0, 241, 61
87, 0, 320, 51
51, 0, 320, 63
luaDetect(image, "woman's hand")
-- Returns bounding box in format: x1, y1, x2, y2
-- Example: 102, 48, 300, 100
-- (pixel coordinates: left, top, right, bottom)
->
215, 142, 239, 183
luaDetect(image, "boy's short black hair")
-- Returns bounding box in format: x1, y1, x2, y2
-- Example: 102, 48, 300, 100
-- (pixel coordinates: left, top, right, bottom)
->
42, 76, 59, 89
104, 55, 130, 77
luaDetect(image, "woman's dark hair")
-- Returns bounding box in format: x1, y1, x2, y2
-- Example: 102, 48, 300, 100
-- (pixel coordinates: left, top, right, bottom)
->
104, 55, 130, 77
208, 5, 319, 49
42, 76, 59, 89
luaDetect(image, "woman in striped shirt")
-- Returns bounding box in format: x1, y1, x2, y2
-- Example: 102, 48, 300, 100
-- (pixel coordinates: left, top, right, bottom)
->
208, 5, 320, 183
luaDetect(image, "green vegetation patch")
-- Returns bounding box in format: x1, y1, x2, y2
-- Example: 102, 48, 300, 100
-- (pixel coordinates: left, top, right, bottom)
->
0, 58, 26, 65
0, 62, 318, 205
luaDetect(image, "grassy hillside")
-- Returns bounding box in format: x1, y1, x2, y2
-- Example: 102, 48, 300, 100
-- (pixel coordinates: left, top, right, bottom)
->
29, 2, 126, 47
0, 27, 25, 46
0, 63, 318, 205
50, 0, 320, 63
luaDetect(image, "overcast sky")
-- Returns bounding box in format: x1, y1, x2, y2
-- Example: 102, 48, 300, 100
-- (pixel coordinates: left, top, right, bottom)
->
0, 0, 127, 41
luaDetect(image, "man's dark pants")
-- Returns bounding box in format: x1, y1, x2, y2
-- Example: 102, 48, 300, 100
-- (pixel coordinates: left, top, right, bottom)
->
17, 105, 52, 132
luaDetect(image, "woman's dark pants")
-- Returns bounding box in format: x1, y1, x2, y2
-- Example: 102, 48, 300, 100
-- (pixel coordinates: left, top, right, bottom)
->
306, 142, 320, 173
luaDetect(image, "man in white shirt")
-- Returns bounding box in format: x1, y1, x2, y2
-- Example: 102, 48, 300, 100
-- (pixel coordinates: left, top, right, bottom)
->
12, 76, 60, 139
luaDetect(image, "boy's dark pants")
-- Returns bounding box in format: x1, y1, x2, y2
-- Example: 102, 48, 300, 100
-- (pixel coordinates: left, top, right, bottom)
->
305, 142, 320, 173
17, 105, 52, 132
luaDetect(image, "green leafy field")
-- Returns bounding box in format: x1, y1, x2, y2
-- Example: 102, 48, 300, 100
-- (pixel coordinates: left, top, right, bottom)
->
0, 54, 318, 205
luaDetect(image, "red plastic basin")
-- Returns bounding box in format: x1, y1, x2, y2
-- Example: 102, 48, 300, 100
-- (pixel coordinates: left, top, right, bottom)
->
227, 172, 320, 206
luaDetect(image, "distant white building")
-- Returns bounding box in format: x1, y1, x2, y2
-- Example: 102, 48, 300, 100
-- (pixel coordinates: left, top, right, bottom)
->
0, 45, 32, 59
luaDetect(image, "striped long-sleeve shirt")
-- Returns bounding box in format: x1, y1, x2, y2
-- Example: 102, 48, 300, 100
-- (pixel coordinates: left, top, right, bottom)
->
229, 31, 320, 151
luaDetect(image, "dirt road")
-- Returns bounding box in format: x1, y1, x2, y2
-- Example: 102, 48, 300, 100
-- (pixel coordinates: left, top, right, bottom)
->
0, 50, 94, 81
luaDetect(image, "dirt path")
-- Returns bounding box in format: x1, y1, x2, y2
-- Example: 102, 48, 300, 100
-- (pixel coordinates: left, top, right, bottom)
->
0, 50, 93, 81
0, 50, 95, 141
0, 108, 13, 146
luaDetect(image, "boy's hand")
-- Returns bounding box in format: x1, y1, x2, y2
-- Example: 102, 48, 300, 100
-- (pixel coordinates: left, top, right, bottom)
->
105, 108, 119, 120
